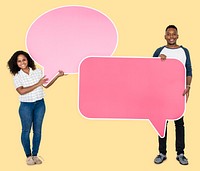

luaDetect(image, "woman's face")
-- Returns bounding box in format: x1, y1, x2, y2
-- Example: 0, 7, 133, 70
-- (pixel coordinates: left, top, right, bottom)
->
17, 54, 28, 70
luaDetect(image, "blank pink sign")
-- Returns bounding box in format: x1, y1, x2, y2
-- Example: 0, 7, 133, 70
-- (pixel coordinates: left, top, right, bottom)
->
26, 6, 118, 85
79, 57, 186, 137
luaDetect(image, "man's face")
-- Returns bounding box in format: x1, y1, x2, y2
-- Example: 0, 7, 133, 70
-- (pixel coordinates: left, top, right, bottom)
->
165, 28, 179, 46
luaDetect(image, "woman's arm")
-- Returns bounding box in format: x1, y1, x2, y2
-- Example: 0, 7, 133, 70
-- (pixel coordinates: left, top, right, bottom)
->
16, 76, 48, 95
43, 70, 66, 89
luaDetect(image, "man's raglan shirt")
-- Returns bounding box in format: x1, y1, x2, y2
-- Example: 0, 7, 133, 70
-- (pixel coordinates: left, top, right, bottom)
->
153, 46, 192, 77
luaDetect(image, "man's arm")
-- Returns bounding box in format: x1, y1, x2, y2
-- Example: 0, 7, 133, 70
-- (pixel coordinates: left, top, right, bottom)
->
183, 76, 192, 102
182, 47, 192, 101
153, 46, 165, 57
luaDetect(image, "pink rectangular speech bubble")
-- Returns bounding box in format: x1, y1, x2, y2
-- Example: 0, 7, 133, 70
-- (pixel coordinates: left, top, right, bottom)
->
79, 57, 186, 137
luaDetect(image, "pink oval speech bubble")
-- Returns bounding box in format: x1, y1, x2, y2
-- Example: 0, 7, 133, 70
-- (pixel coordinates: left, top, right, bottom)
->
26, 6, 118, 84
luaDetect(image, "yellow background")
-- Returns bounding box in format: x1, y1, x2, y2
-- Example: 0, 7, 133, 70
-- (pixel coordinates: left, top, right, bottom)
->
0, 0, 199, 170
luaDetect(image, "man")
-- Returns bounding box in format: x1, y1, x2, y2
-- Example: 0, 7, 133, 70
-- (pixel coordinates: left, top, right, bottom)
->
153, 25, 192, 165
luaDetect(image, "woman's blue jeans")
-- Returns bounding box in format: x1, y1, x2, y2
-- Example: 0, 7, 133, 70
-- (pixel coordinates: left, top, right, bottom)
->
19, 99, 45, 157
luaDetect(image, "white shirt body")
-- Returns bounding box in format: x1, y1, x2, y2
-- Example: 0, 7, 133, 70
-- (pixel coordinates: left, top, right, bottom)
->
159, 47, 186, 65
14, 68, 45, 102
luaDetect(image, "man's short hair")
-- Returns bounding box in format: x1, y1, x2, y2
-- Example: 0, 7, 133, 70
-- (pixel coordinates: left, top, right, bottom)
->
165, 25, 178, 32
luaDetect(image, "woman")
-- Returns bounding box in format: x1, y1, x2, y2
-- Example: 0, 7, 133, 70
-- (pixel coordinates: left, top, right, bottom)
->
7, 50, 64, 165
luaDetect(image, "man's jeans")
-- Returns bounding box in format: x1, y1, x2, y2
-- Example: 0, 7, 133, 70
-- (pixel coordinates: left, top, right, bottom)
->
158, 117, 185, 155
19, 99, 45, 157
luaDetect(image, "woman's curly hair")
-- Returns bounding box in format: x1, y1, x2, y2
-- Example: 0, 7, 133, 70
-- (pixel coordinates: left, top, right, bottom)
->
8, 51, 36, 75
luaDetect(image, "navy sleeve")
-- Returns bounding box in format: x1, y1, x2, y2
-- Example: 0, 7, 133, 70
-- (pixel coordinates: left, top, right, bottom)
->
182, 47, 192, 77
153, 46, 164, 57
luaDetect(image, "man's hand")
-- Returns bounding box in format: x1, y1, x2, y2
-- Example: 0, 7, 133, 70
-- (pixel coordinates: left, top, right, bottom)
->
159, 54, 167, 61
183, 86, 190, 102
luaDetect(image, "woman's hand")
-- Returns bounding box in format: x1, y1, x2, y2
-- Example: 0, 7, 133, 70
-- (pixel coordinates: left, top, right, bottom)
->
57, 70, 65, 77
16, 76, 48, 95
38, 76, 49, 86
43, 70, 66, 88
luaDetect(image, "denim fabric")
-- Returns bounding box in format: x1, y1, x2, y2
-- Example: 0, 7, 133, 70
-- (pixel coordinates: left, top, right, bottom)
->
19, 99, 45, 157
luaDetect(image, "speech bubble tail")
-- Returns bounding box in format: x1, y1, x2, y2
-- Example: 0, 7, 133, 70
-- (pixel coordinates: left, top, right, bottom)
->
149, 118, 167, 138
